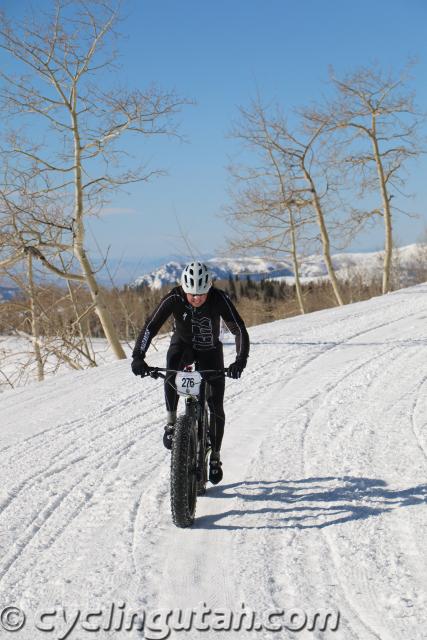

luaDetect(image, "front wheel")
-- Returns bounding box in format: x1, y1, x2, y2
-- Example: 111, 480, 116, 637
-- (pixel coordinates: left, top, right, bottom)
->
170, 414, 198, 527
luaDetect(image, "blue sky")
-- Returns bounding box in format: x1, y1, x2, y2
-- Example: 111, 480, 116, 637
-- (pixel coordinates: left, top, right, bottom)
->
4, 0, 427, 275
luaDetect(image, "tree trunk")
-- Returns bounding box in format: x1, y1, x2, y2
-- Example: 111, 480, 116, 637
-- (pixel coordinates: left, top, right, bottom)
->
74, 246, 126, 359
304, 170, 344, 305
265, 142, 306, 314
288, 208, 305, 314
71, 103, 126, 360
370, 125, 393, 294
27, 252, 44, 381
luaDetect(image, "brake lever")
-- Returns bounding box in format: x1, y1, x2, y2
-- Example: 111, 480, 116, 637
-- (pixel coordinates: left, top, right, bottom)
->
149, 367, 167, 380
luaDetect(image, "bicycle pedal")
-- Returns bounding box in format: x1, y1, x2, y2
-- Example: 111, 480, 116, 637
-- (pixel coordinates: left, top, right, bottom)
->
163, 424, 174, 450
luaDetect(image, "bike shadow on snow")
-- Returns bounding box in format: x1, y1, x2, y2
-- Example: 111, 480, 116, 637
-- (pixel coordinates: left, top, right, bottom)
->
194, 476, 427, 530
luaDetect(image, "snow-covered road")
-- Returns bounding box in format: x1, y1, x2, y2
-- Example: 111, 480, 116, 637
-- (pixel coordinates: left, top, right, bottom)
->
1, 284, 426, 639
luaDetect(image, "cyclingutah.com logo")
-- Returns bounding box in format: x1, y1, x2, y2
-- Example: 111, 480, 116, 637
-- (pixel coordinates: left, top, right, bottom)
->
0, 602, 340, 639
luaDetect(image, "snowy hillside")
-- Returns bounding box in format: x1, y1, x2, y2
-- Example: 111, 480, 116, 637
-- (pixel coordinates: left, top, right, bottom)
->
133, 243, 426, 289
1, 283, 427, 639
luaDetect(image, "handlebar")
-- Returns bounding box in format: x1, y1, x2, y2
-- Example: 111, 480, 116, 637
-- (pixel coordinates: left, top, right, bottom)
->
143, 366, 228, 380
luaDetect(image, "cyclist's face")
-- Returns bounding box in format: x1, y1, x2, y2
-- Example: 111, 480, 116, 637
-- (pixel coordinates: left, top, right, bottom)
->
186, 293, 208, 307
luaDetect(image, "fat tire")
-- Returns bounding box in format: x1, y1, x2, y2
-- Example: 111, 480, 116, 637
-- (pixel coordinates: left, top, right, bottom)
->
170, 414, 198, 528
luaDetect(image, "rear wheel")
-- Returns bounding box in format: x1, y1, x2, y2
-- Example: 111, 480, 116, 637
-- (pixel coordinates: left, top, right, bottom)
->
170, 414, 198, 527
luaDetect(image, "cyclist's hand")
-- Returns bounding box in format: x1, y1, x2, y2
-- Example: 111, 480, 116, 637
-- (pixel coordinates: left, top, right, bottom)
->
227, 358, 246, 379
131, 358, 151, 377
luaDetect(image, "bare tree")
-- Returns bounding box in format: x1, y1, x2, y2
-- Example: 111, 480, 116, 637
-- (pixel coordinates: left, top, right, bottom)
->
228, 98, 344, 308
226, 182, 308, 314
303, 64, 424, 294
0, 0, 189, 358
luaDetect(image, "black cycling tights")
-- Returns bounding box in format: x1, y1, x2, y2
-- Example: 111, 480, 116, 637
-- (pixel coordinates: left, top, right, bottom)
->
165, 339, 225, 453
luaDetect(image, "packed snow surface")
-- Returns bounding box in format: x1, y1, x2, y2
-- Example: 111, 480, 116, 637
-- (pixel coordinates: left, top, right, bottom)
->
1, 283, 427, 639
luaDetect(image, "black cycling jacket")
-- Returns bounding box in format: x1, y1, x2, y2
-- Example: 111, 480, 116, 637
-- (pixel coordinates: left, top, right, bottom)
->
132, 285, 250, 361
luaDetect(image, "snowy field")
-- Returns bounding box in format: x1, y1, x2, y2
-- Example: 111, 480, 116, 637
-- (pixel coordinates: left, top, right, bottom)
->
1, 284, 427, 639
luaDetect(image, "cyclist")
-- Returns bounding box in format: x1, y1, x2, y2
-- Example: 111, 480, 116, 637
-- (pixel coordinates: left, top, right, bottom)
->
131, 261, 250, 484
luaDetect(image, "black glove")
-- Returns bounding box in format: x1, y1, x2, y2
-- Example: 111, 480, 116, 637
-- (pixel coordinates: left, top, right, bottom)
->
227, 358, 246, 379
131, 357, 150, 377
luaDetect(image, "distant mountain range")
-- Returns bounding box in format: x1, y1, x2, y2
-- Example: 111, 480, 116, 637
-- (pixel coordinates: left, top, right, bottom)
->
2, 245, 425, 298
133, 244, 426, 290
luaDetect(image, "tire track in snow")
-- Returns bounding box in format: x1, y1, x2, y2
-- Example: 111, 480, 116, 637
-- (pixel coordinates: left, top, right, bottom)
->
238, 345, 398, 640
0, 437, 138, 585
297, 322, 427, 638
0, 385, 159, 459
0, 416, 172, 608
0, 383, 165, 515
409, 374, 427, 462
298, 346, 404, 640
287, 307, 425, 381
0, 395, 170, 590
230, 319, 411, 638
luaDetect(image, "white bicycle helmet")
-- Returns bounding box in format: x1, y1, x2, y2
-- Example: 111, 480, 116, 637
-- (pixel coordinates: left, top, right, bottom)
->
181, 261, 212, 294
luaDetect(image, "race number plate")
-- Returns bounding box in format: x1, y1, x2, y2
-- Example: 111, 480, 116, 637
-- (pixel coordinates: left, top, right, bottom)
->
176, 371, 202, 397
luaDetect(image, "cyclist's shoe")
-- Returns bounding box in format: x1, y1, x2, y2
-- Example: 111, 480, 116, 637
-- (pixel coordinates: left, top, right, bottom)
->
209, 452, 223, 484
163, 424, 175, 450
